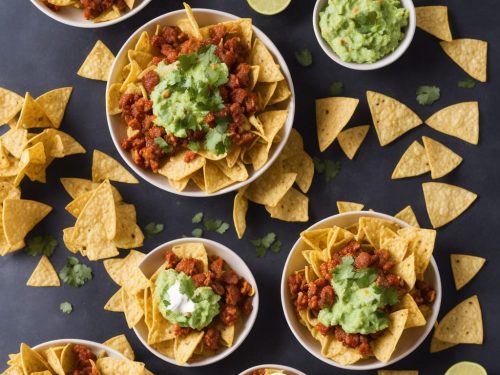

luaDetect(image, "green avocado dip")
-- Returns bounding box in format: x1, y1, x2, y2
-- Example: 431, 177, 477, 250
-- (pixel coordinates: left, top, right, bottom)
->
155, 268, 221, 330
318, 0, 409, 64
151, 45, 231, 155
318, 256, 399, 334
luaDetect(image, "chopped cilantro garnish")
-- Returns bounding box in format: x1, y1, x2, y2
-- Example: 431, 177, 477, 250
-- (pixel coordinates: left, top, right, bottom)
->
416, 85, 440, 105
314, 157, 341, 182
144, 222, 164, 239
191, 213, 229, 236
59, 257, 92, 288
60, 302, 73, 314
206, 124, 231, 156
154, 137, 172, 153
270, 240, 282, 253
216, 222, 230, 234
188, 141, 200, 152
192, 212, 204, 224
458, 78, 476, 88
251, 233, 281, 258
191, 228, 203, 237
329, 82, 344, 96
204, 219, 223, 232
295, 49, 313, 67
25, 235, 57, 257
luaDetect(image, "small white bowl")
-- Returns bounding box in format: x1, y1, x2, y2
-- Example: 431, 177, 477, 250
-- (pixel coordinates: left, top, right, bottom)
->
33, 338, 127, 359
239, 364, 307, 375
134, 238, 259, 367
106, 8, 295, 197
281, 211, 441, 371
312, 0, 416, 70
30, 0, 152, 28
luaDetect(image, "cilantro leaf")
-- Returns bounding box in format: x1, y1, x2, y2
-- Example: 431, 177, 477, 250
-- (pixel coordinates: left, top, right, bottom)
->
416, 85, 440, 105
144, 222, 164, 239
216, 222, 230, 234
192, 212, 204, 224
60, 302, 73, 314
154, 137, 172, 153
329, 82, 344, 96
204, 219, 223, 232
295, 49, 312, 67
191, 228, 203, 237
178, 52, 198, 70
251, 233, 280, 258
458, 78, 476, 88
313, 157, 325, 173
324, 160, 341, 182
25, 235, 58, 257
374, 285, 400, 306
59, 257, 92, 288
261, 232, 276, 248
205, 124, 231, 156
188, 141, 200, 152
270, 240, 282, 253
255, 246, 267, 258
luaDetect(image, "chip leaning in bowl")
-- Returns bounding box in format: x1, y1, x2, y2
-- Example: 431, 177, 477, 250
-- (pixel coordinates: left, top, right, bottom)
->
43, 0, 138, 23
107, 6, 291, 193
287, 217, 437, 365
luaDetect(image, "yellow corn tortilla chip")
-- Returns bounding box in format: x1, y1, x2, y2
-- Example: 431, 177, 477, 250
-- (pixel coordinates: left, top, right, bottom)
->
422, 136, 462, 179
441, 39, 487, 82
104, 288, 124, 312
258, 110, 288, 144
392, 141, 430, 179
425, 102, 479, 145
337, 125, 369, 160
367, 91, 422, 146
114, 203, 144, 249
26, 255, 60, 287
128, 50, 153, 70
174, 330, 204, 365
93, 6, 121, 23
152, 340, 174, 358
16, 92, 52, 129
337, 201, 364, 213
107, 83, 123, 115
171, 242, 208, 272
92, 150, 138, 184
422, 182, 477, 228
380, 228, 408, 262
158, 151, 205, 181
450, 254, 485, 290
168, 176, 189, 192
148, 294, 176, 345
396, 294, 426, 329
124, 0, 134, 9
430, 329, 457, 353
44, 347, 65, 375
233, 190, 248, 239
215, 160, 248, 182
358, 217, 400, 249
104, 250, 149, 294
120, 61, 141, 92
372, 309, 409, 362
20, 344, 51, 374
35, 87, 72, 128
315, 97, 359, 152
176, 18, 196, 37
247, 141, 269, 171
281, 151, 314, 193
268, 79, 291, 105
0, 182, 20, 202
203, 161, 234, 194
96, 357, 145, 375
255, 81, 277, 109
416, 6, 452, 41
393, 253, 416, 290
1, 128, 28, 158
77, 40, 115, 81
0, 88, 24, 125
182, 2, 202, 39
435, 295, 483, 344
135, 31, 151, 53
60, 177, 122, 201
218, 323, 235, 348
280, 128, 304, 160
395, 205, 420, 228
265, 187, 309, 222
397, 227, 436, 277
121, 288, 144, 328
250, 39, 284, 82
103, 335, 135, 360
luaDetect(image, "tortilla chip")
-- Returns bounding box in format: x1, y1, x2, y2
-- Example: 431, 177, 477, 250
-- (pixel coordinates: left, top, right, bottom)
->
203, 161, 234, 193
315, 97, 359, 152
107, 83, 123, 115
182, 2, 202, 39
134, 31, 151, 53
435, 295, 482, 344
121, 288, 144, 328
1, 128, 28, 159
269, 79, 291, 105
255, 81, 277, 109
158, 151, 205, 181
265, 188, 309, 222
61, 177, 122, 201
35, 87, 72, 128
93, 6, 121, 23
219, 324, 235, 347
422, 182, 477, 228
174, 330, 204, 365
425, 102, 479, 145
367, 91, 422, 146
371, 309, 409, 362
233, 190, 248, 239
416, 6, 452, 41
92, 150, 138, 184
20, 344, 51, 374
430, 331, 457, 353
104, 288, 124, 312
103, 335, 135, 360
392, 141, 430, 179
26, 255, 60, 287
396, 294, 426, 328
258, 110, 288, 144
441, 39, 487, 82
358, 217, 400, 249
393, 253, 416, 290
0, 88, 23, 125
281, 151, 314, 193
280, 128, 304, 160
148, 294, 176, 345
16, 92, 52, 129
395, 205, 420, 227
114, 203, 144, 249
337, 125, 369, 160
450, 254, 485, 290
96, 357, 145, 375
104, 250, 149, 294
171, 243, 208, 271
422, 136, 462, 179
77, 40, 115, 81
247, 141, 269, 171
250, 39, 284, 82
380, 228, 408, 262
43, 347, 65, 375
337, 201, 364, 213
397, 227, 436, 277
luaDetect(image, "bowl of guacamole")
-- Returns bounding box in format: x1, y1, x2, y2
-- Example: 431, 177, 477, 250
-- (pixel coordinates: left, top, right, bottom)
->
313, 0, 416, 70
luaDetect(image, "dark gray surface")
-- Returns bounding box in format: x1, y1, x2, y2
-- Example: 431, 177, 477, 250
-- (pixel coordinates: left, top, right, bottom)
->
0, 1, 498, 374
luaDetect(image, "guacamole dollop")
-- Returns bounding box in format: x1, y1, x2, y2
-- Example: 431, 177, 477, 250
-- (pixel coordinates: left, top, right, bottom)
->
155, 268, 220, 330
151, 45, 231, 155
318, 256, 399, 334
319, 0, 409, 63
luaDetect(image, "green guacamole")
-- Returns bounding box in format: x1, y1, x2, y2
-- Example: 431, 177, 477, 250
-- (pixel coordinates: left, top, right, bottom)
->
318, 256, 399, 334
155, 268, 220, 330
151, 45, 231, 155
319, 0, 409, 63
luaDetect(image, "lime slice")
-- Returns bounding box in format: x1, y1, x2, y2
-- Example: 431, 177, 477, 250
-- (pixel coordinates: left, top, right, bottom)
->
445, 362, 488, 375
247, 0, 291, 15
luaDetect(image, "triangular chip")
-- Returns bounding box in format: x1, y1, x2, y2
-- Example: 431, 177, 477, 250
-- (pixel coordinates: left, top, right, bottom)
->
103, 335, 135, 360
372, 309, 409, 362
395, 294, 426, 328
0, 88, 24, 125
337, 201, 364, 213
20, 343, 51, 374
315, 97, 359, 152
104, 250, 149, 295
233, 190, 248, 239
441, 39, 487, 82
96, 357, 144, 375
182, 2, 202, 39
114, 203, 144, 249
1, 128, 28, 158
174, 330, 204, 365
158, 151, 205, 181
358, 217, 400, 249
430, 330, 457, 353
379, 228, 408, 262
16, 92, 52, 129
249, 39, 284, 82
416, 6, 452, 41
3, 199, 52, 246
281, 151, 314, 193
397, 227, 436, 278
422, 182, 477, 228
258, 110, 288, 144
92, 150, 138, 183
35, 87, 73, 128
203, 161, 233, 194
77, 40, 115, 81
425, 102, 479, 145
392, 253, 416, 290
392, 141, 430, 179
395, 205, 420, 227
367, 91, 422, 146
265, 187, 309, 222
121, 288, 144, 328
268, 79, 291, 105
450, 254, 485, 290
337, 125, 369, 160
422, 136, 462, 179
434, 295, 483, 344
104, 288, 124, 312
26, 255, 60, 287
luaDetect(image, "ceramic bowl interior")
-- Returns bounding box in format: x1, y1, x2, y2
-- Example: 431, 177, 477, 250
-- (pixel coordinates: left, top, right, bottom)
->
33, 338, 127, 359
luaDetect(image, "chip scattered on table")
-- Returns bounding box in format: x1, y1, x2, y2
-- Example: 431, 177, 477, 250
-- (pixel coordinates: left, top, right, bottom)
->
35, 87, 73, 128
0, 87, 24, 125
422, 136, 462, 179
440, 39, 487, 82
337, 201, 364, 213
450, 254, 485, 290
392, 141, 430, 179
416, 6, 452, 41
337, 125, 369, 160
395, 205, 420, 228
265, 187, 309, 222
16, 92, 53, 129
92, 150, 138, 184
103, 334, 135, 360
26, 255, 60, 287
430, 331, 457, 353
78, 40, 115, 81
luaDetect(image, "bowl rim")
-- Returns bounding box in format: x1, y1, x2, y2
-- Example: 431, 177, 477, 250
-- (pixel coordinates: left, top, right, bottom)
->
33, 338, 127, 360
280, 211, 442, 370
133, 237, 260, 367
312, 0, 416, 70
30, 0, 152, 28
238, 364, 307, 375
106, 8, 296, 197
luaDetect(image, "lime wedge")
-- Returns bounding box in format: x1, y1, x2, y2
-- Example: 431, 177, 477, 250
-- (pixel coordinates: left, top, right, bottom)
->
247, 0, 291, 15
445, 362, 488, 375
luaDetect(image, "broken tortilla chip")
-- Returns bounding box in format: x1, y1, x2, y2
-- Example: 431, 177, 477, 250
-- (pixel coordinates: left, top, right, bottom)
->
392, 141, 430, 179
450, 254, 485, 290
103, 335, 135, 360
77, 40, 115, 81
26, 255, 60, 287
440, 39, 487, 82
422, 136, 462, 179
416, 6, 452, 41
337, 125, 369, 160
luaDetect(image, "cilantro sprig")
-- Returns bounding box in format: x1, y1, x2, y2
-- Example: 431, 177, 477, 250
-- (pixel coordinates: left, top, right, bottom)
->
59, 257, 93, 288
251, 233, 282, 258
329, 82, 344, 96
60, 302, 73, 314
25, 235, 58, 257
144, 222, 164, 239
190, 212, 230, 237
416, 85, 440, 105
458, 78, 476, 88
295, 49, 313, 67
313, 157, 341, 182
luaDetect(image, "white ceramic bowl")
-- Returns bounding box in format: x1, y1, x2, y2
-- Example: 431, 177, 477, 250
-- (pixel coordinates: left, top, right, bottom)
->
281, 211, 441, 371
239, 364, 307, 375
134, 238, 260, 367
106, 8, 295, 197
30, 0, 152, 28
33, 338, 127, 359
312, 0, 416, 70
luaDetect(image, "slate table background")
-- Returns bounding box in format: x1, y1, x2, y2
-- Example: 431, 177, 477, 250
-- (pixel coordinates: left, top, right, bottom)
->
0, 0, 498, 374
